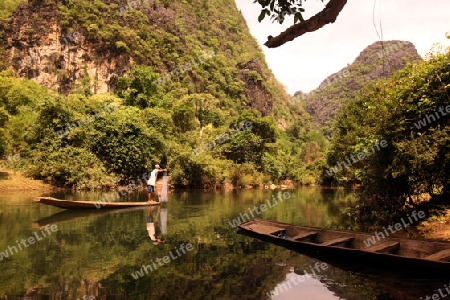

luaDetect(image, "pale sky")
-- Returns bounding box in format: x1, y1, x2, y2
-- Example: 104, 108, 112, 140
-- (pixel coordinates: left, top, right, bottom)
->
234, 0, 450, 94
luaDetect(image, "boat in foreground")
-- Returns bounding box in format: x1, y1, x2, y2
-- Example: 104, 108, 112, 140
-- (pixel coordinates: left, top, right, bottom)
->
33, 197, 160, 210
238, 219, 450, 277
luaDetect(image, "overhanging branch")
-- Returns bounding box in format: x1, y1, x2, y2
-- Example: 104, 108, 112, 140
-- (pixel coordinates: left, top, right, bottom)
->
264, 0, 348, 48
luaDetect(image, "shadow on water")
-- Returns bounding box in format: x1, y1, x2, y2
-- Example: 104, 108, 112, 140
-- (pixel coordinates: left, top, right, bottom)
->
31, 206, 150, 228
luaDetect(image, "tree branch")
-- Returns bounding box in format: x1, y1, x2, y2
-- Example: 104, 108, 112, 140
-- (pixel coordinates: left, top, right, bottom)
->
264, 0, 348, 48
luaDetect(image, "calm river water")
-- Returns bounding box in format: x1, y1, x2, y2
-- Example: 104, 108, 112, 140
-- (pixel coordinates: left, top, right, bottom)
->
0, 187, 447, 299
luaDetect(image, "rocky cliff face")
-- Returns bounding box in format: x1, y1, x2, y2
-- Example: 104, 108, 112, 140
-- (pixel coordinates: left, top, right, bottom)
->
0, 0, 285, 118
239, 59, 273, 116
2, 1, 130, 94
299, 40, 422, 134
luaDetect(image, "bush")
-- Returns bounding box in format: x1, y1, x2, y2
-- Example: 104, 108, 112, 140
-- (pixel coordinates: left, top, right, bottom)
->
26, 142, 116, 189
170, 151, 230, 188
228, 162, 264, 187
89, 107, 163, 179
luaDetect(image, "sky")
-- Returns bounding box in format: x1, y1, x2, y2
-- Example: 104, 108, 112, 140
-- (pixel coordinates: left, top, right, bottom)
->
234, 0, 450, 95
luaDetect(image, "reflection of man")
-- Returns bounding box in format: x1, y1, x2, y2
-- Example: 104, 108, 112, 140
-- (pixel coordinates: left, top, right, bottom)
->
147, 206, 164, 245
147, 164, 167, 203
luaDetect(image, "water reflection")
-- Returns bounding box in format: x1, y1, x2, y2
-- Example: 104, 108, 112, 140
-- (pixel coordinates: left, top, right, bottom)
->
1, 187, 448, 299
146, 205, 164, 244
32, 206, 147, 227
269, 268, 339, 300
160, 207, 168, 239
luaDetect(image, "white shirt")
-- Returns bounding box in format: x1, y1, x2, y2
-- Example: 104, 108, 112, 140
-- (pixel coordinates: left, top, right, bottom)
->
147, 169, 158, 186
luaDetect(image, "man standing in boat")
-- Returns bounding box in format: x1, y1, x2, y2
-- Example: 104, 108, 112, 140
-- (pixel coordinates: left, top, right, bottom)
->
147, 164, 167, 203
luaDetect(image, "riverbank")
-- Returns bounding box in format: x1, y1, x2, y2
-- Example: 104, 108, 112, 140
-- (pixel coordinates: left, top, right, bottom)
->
2, 169, 449, 241
415, 208, 450, 240
0, 170, 54, 193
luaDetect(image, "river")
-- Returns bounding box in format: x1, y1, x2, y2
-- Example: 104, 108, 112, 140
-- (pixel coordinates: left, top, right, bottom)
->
0, 187, 447, 299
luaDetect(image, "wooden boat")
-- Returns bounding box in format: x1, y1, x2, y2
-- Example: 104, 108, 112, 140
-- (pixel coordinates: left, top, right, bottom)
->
238, 219, 450, 277
33, 197, 160, 210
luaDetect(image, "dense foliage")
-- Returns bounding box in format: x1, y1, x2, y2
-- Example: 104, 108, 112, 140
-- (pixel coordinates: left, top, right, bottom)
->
0, 0, 448, 232
326, 49, 450, 222
0, 0, 22, 20
0, 0, 331, 188
254, 0, 310, 24
0, 66, 325, 188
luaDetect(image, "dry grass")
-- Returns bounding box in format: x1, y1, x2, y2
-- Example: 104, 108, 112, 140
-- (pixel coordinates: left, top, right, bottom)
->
0, 169, 54, 192
415, 208, 450, 241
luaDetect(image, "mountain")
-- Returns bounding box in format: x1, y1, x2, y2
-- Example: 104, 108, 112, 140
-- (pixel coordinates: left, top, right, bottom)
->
0, 0, 323, 188
297, 40, 422, 135
0, 0, 292, 116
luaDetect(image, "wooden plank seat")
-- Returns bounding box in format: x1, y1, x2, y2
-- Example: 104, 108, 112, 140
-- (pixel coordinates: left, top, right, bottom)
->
424, 249, 450, 262
290, 232, 318, 241
321, 236, 354, 247
365, 241, 400, 253
248, 224, 284, 235
237, 219, 450, 273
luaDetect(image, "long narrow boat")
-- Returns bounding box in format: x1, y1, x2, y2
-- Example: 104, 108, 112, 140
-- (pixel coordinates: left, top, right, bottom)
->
33, 197, 160, 209
238, 219, 450, 277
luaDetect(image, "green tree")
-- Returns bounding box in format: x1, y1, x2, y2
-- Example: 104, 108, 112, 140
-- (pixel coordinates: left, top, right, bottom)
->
172, 101, 199, 133
0, 106, 9, 156
89, 107, 164, 180
221, 130, 264, 164
26, 138, 112, 188
174, 93, 225, 133
117, 64, 161, 109
327, 49, 450, 222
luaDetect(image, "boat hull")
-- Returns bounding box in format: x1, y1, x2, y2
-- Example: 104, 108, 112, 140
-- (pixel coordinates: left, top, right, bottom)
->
238, 219, 450, 278
33, 197, 161, 210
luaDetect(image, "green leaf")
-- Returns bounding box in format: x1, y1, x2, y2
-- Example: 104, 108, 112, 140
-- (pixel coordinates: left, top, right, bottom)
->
258, 9, 268, 22
258, 10, 265, 22
294, 12, 304, 24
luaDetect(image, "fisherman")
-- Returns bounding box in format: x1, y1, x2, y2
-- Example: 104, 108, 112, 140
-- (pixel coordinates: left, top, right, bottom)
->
147, 164, 167, 203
